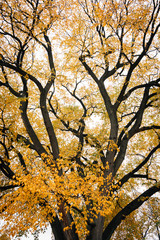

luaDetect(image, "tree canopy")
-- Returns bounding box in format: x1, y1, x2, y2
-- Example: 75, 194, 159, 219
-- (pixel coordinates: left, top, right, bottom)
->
0, 0, 160, 240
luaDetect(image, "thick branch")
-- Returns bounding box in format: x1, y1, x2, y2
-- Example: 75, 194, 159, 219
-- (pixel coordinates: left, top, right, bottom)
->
0, 185, 19, 191
114, 86, 150, 175
122, 78, 160, 101
136, 125, 160, 133
40, 90, 59, 160
38, 34, 59, 160
20, 97, 47, 156
102, 183, 160, 240
17, 134, 37, 150
0, 65, 21, 97
98, 81, 118, 142
0, 59, 43, 92
128, 86, 150, 137
0, 157, 15, 179
118, 143, 160, 188
100, 63, 126, 83
79, 56, 99, 83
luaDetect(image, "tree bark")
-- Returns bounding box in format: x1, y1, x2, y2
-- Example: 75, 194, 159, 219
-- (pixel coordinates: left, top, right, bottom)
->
102, 184, 160, 240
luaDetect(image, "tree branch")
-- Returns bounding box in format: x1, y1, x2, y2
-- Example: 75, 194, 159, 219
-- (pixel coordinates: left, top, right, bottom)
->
118, 143, 160, 188
122, 78, 160, 101
0, 184, 19, 191
38, 34, 60, 161
0, 59, 43, 92
79, 56, 99, 83
102, 183, 160, 240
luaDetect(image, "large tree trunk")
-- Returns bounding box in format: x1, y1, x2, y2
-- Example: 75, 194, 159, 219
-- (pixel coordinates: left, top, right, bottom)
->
50, 216, 67, 240
86, 215, 105, 240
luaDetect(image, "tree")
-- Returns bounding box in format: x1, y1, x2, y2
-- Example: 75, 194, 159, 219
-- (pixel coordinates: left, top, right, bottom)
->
0, 0, 160, 239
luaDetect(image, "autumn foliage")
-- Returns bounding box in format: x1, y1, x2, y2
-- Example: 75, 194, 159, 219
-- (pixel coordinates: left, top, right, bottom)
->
0, 0, 160, 240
